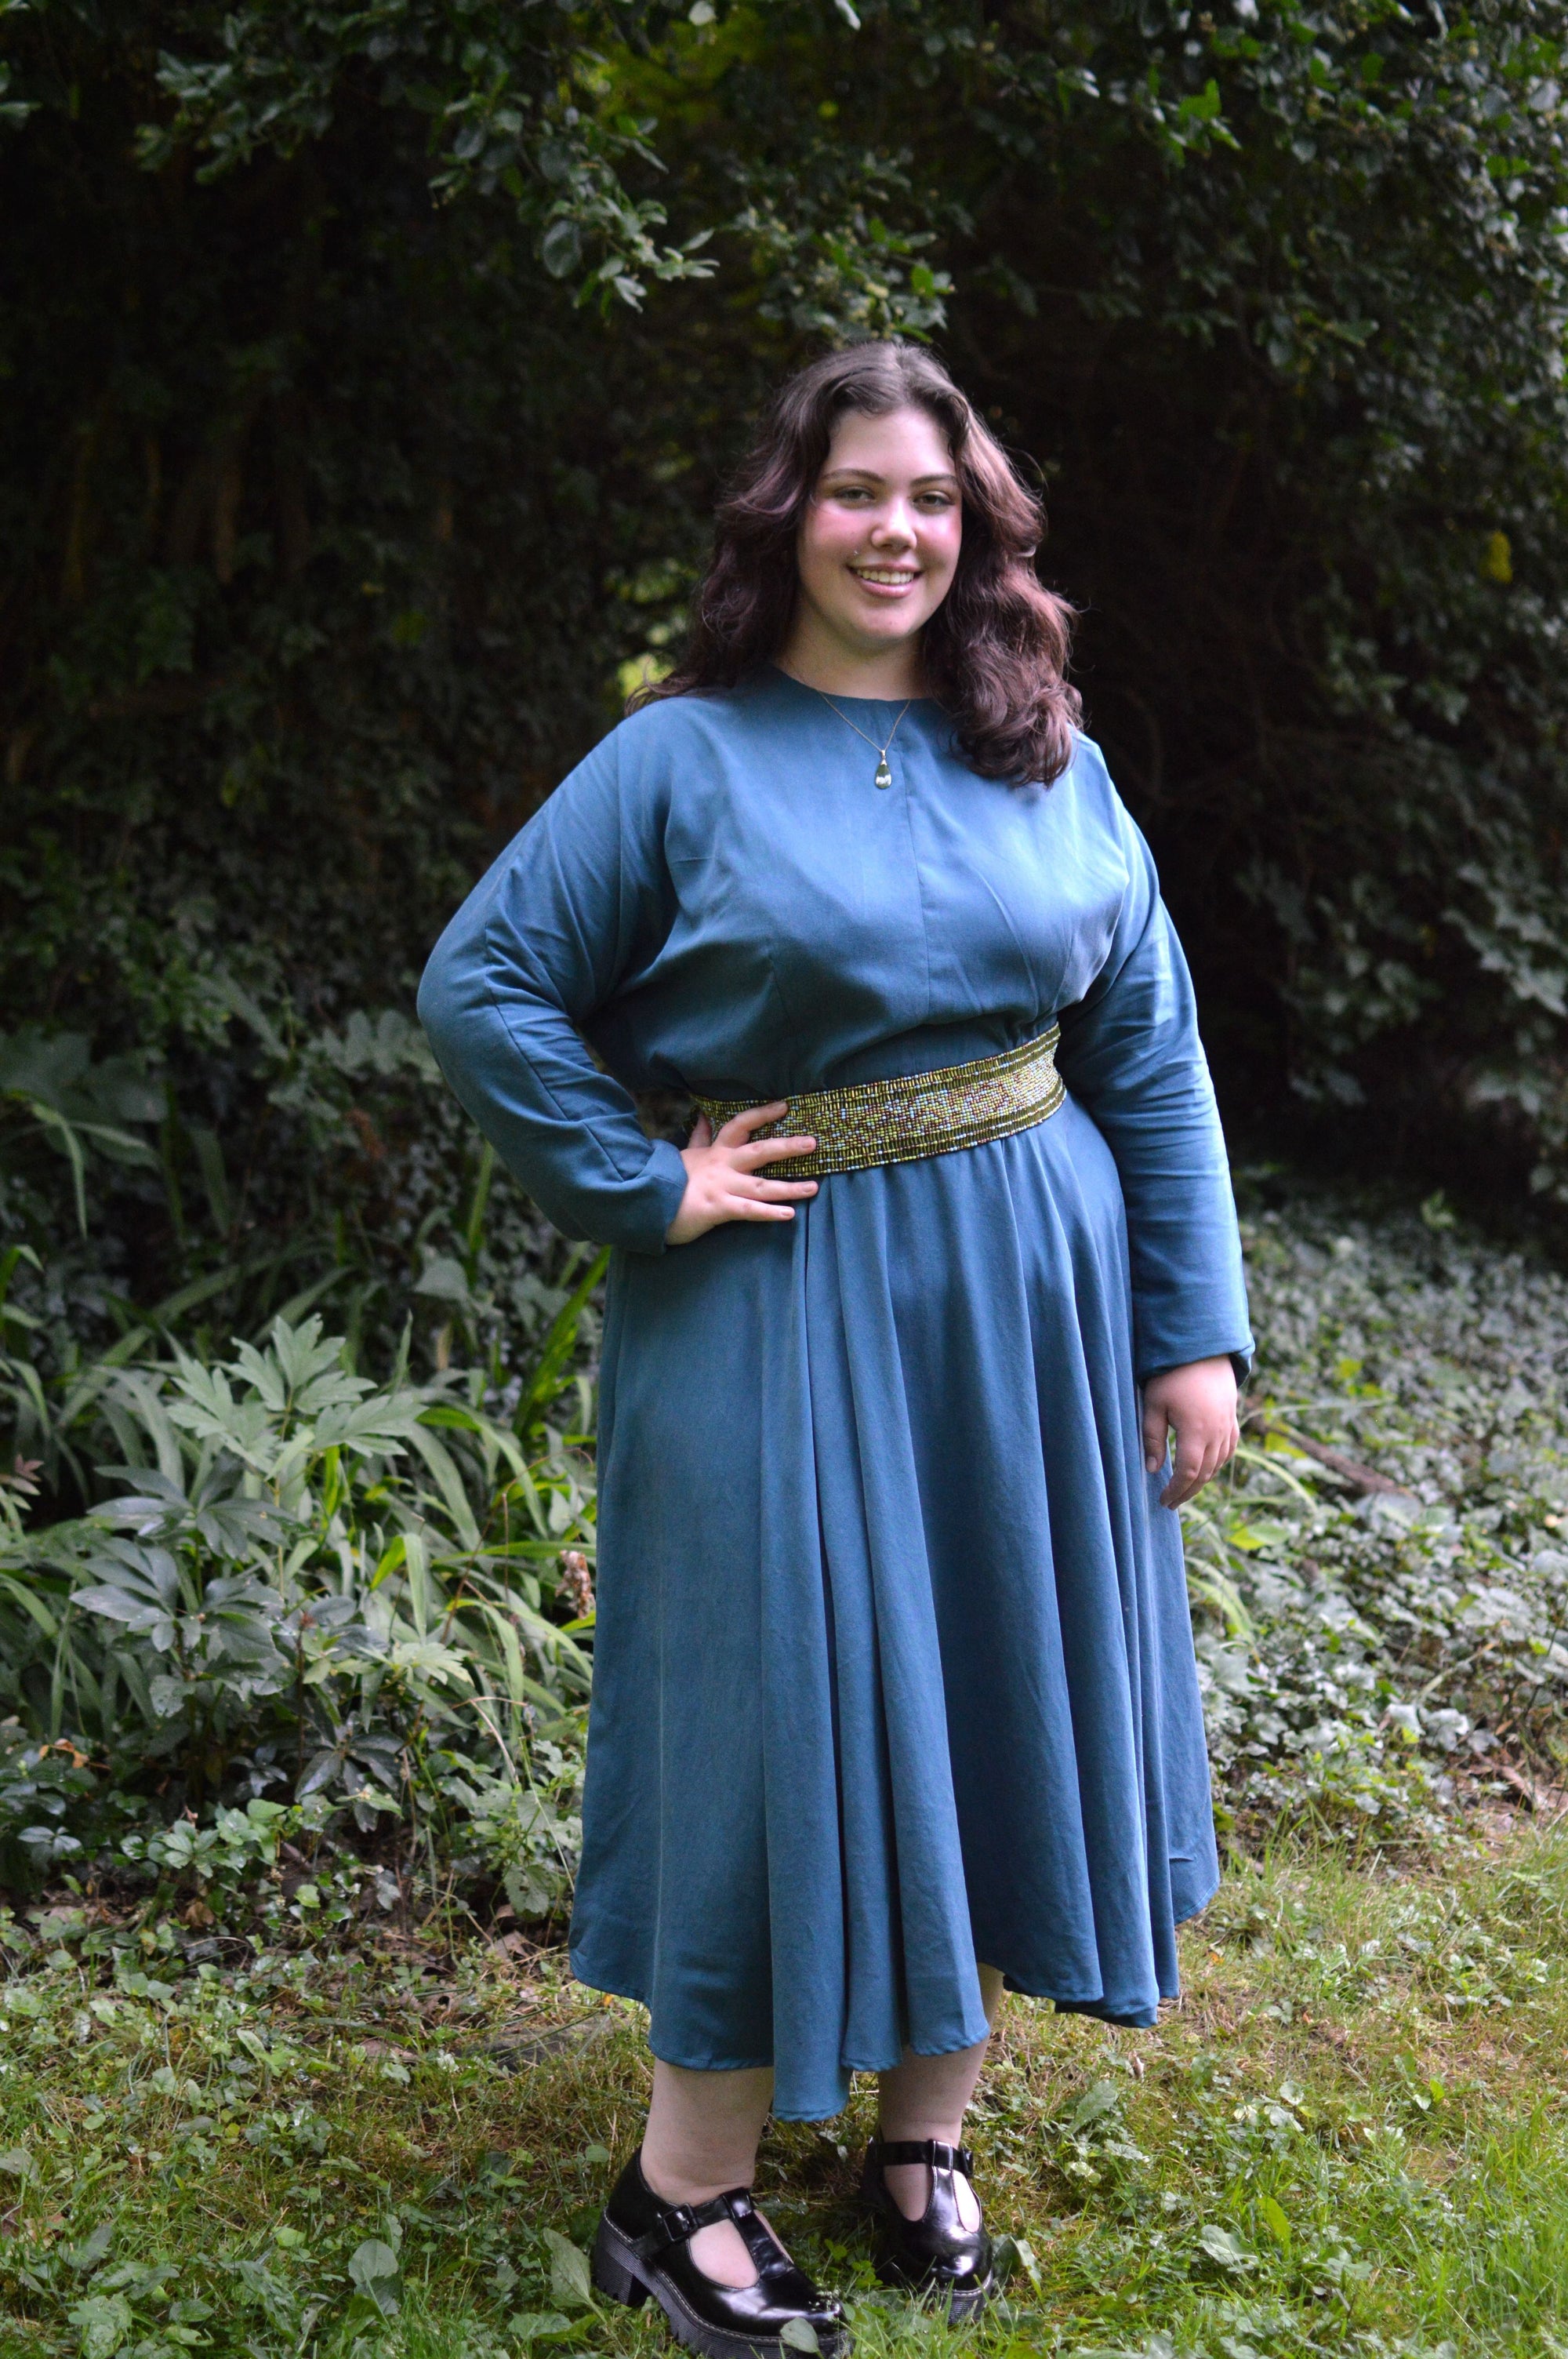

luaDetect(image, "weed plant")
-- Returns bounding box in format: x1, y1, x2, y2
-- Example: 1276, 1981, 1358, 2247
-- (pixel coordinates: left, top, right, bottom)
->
5, 1177, 1568, 1924
1207, 1183, 1568, 1841
2, 1831, 1567, 2356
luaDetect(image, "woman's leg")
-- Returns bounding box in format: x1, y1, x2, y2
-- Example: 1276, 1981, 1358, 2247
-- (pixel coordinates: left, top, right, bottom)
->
641, 2059, 776, 2285
875, 1964, 1007, 2226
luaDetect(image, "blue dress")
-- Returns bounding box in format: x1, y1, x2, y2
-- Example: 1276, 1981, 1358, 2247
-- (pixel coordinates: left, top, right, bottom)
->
418, 666, 1252, 2121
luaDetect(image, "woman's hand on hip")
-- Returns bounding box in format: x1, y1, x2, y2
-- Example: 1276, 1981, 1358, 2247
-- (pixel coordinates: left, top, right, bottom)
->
1142, 1356, 1240, 1507
666, 1103, 818, 1245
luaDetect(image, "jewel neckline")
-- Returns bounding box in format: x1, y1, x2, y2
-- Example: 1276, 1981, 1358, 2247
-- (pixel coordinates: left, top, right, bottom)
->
767, 662, 939, 709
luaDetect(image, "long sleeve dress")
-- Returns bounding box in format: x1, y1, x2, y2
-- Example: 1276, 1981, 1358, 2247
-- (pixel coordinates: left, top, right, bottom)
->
418, 663, 1253, 2122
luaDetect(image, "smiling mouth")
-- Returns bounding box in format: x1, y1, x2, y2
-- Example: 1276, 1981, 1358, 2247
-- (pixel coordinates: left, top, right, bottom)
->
850, 566, 920, 588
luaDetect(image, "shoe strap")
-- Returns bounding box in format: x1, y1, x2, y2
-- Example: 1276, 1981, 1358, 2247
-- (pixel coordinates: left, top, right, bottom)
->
870, 2136, 975, 2177
632, 2186, 758, 2263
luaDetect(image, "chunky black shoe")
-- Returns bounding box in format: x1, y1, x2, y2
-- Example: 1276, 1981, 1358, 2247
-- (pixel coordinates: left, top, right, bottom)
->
860, 2137, 994, 2322
593, 2147, 848, 2359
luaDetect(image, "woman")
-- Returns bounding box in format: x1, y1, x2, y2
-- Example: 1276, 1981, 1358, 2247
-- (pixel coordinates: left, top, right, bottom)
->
419, 341, 1250, 2359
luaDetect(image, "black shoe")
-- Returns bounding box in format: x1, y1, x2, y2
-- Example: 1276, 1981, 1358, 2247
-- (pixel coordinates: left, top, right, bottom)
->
860, 2137, 994, 2322
593, 2147, 848, 2359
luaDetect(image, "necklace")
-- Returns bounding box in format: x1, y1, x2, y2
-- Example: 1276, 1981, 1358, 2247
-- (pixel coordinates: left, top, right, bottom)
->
811, 688, 913, 790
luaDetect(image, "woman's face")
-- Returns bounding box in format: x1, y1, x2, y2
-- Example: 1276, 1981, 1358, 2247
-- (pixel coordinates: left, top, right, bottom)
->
794, 404, 963, 662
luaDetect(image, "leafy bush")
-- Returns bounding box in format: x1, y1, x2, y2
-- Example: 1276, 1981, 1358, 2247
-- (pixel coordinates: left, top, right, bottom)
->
4, 0, 1568, 1341
1188, 1183, 1568, 1843
0, 1310, 598, 1911
2, 1172, 1566, 1931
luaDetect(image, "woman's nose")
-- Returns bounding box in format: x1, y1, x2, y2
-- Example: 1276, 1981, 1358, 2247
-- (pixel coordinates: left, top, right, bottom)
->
868, 502, 917, 547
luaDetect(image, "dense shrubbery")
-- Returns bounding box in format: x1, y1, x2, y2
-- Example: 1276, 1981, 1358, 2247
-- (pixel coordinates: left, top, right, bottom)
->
1201, 1185, 1568, 1840
0, 1267, 608, 1917
1, 1176, 1565, 1930
4, 0, 1568, 1317
3, 0, 1568, 1904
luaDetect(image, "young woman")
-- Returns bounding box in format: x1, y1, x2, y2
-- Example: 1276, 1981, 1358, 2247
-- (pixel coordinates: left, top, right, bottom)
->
419, 342, 1250, 2359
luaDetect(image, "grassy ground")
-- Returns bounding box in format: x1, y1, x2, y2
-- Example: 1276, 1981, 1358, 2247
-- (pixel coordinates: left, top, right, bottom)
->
3, 1820, 1567, 2359
8, 1183, 1568, 2359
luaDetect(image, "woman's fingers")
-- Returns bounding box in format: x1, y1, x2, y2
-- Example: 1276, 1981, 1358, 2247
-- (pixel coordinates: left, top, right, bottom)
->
714, 1177, 817, 1219
1164, 1431, 1205, 1506
715, 1100, 789, 1145
668, 1101, 824, 1243
726, 1175, 818, 1210
1162, 1423, 1229, 1506
731, 1132, 817, 1169
714, 1103, 819, 1169
1144, 1358, 1240, 1502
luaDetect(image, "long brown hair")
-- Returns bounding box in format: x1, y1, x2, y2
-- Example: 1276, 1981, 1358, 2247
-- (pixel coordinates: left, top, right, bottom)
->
633, 342, 1080, 785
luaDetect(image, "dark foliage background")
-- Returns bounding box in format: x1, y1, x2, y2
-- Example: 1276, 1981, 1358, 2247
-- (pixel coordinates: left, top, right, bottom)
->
3, 0, 1567, 1358
2, 0, 1567, 1906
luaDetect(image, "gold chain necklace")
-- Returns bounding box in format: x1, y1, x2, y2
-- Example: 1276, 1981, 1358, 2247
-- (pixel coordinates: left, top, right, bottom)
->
811, 689, 913, 790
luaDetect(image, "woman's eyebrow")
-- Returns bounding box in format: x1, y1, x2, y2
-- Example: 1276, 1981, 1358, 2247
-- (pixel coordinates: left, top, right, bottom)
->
820, 467, 960, 486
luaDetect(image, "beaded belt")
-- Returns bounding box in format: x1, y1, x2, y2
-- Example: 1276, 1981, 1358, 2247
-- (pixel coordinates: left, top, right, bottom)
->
693, 1026, 1064, 1180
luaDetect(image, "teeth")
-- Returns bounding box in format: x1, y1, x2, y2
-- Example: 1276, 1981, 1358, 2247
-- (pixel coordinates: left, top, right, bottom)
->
853, 569, 917, 585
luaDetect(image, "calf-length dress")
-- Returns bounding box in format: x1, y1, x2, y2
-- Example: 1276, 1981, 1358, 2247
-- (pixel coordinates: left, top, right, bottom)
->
418, 665, 1253, 2122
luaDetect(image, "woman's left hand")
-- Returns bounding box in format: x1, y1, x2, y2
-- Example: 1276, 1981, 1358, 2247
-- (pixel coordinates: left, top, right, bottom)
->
1142, 1356, 1240, 1507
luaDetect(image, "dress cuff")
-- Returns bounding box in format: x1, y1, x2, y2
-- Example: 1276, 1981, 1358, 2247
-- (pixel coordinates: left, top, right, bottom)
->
620, 1136, 690, 1256
1136, 1336, 1256, 1387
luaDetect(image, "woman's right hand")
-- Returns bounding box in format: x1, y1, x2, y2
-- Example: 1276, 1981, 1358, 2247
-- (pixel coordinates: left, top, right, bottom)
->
665, 1102, 818, 1245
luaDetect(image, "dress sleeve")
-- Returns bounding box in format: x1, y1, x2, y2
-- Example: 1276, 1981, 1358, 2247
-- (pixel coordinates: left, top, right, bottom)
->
416, 734, 690, 1256
1054, 769, 1254, 1383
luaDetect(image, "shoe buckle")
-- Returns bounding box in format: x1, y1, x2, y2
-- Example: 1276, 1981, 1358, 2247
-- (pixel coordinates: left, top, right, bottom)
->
661, 2203, 699, 2243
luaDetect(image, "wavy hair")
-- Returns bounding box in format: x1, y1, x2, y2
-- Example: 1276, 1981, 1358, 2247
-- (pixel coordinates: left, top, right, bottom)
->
633, 341, 1080, 784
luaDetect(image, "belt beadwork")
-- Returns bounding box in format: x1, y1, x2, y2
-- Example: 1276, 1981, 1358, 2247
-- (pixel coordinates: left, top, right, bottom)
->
692, 1026, 1065, 1180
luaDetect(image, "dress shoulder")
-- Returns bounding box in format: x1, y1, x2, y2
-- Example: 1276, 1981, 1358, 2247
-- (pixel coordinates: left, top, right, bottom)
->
1062, 729, 1123, 814
602, 684, 756, 767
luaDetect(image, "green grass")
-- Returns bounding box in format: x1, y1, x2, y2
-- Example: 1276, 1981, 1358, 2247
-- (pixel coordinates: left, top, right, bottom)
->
4, 1824, 1568, 2359
8, 1183, 1568, 2359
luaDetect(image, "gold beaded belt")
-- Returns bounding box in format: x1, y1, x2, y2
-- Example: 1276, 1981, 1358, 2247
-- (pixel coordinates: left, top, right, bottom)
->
693, 1026, 1064, 1180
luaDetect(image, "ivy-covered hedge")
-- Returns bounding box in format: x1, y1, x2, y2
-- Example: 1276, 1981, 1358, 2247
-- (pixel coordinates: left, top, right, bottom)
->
5, 1, 1568, 1327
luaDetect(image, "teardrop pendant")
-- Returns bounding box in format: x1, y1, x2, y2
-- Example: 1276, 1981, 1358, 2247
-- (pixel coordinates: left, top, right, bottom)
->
874, 752, 893, 790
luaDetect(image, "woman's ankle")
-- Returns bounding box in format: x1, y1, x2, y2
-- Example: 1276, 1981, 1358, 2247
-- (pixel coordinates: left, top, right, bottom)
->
635, 2155, 766, 2288
874, 2138, 982, 2231
641, 2153, 753, 2208
880, 2159, 933, 2221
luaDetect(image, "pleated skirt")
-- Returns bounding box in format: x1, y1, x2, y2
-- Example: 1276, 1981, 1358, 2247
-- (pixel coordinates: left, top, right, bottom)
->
568, 1091, 1218, 2121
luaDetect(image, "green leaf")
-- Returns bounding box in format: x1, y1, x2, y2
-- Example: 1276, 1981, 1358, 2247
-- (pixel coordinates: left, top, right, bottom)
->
68, 2221, 113, 2274
1010, 2234, 1042, 2293
514, 1245, 610, 1434
1197, 2223, 1251, 2271
1065, 2077, 1122, 2129
1258, 2193, 1291, 2252
541, 218, 583, 278
543, 2227, 594, 2310
414, 1253, 473, 1307
348, 2237, 401, 2314
67, 2293, 134, 2359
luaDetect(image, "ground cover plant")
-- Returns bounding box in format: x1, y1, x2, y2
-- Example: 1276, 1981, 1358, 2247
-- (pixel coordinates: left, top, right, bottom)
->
7, 1175, 1568, 1897
1, 1781, 1566, 2357
0, 1187, 611, 1917
1201, 1179, 1568, 1841
7, 2, 1568, 2347
2, 1180, 1568, 2354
